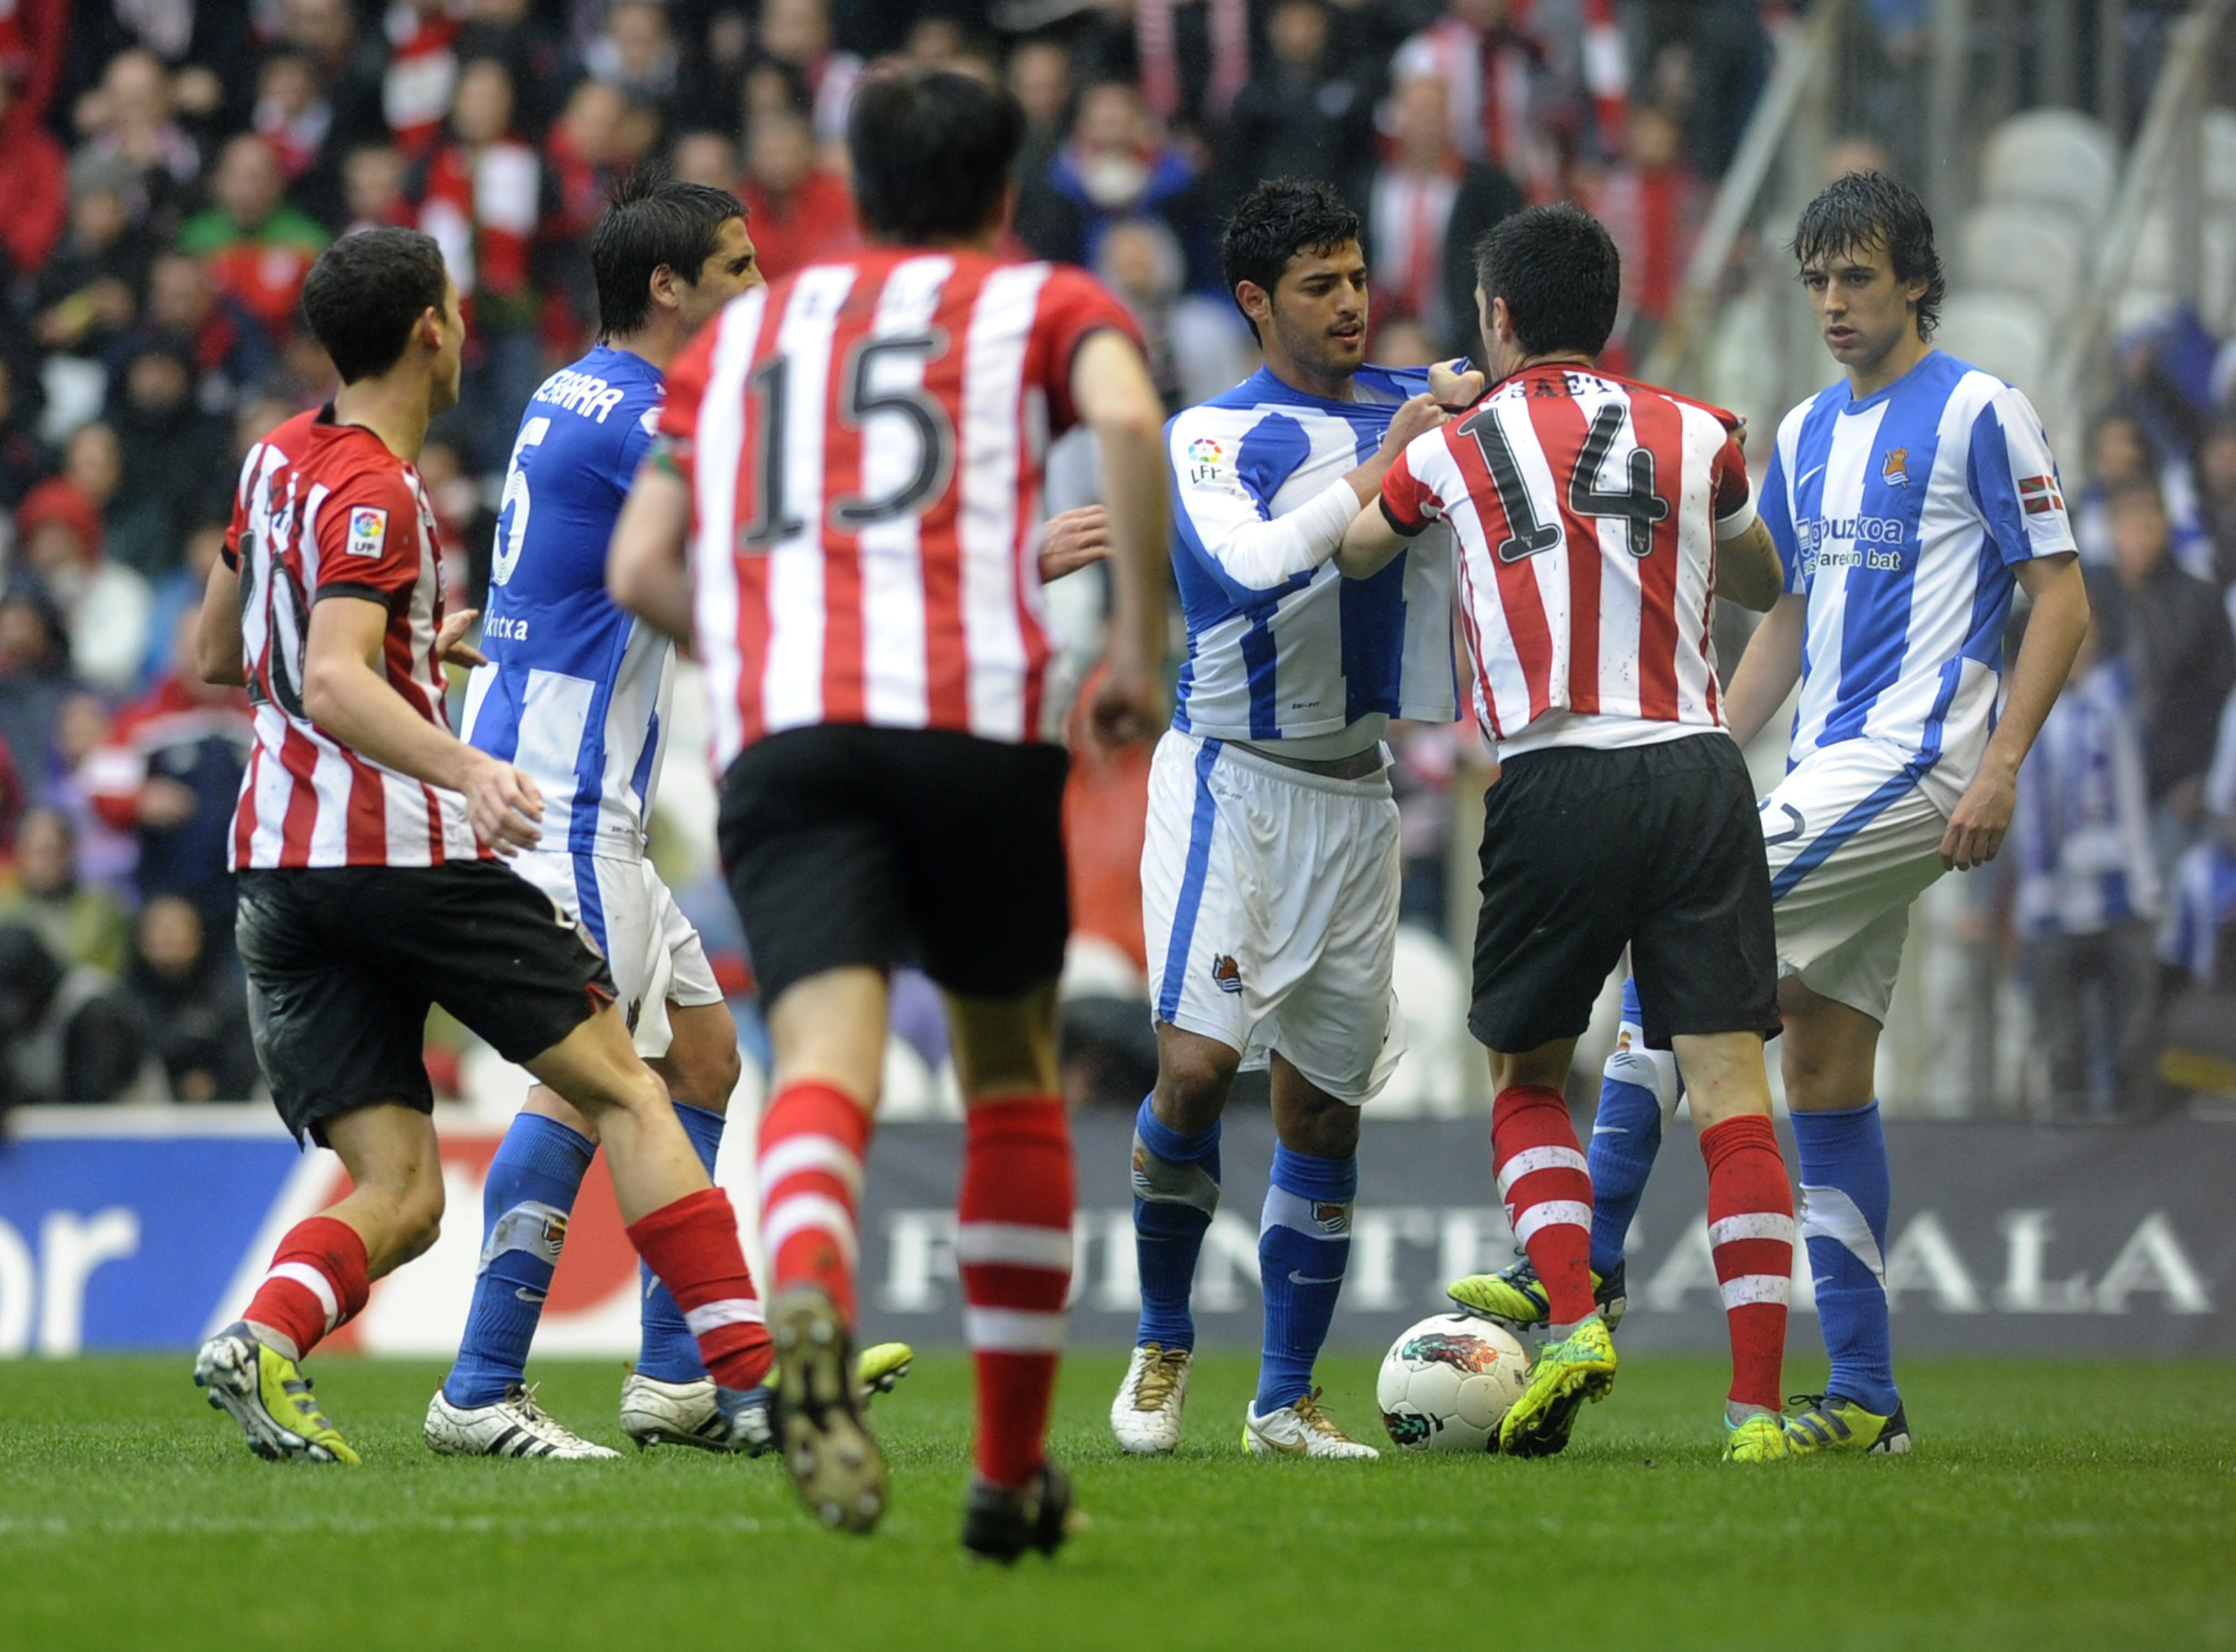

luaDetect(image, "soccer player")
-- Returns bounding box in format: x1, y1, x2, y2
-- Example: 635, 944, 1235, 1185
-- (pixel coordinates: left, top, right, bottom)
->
606, 67, 1167, 1553
1451, 173, 2089, 1457
421, 175, 913, 1460
1340, 203, 1799, 1462
1110, 178, 1469, 1461
189, 227, 776, 1464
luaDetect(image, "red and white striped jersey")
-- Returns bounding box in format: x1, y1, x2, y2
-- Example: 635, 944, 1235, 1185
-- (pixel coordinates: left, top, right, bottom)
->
223, 407, 483, 869
1380, 364, 1755, 755
660, 249, 1141, 766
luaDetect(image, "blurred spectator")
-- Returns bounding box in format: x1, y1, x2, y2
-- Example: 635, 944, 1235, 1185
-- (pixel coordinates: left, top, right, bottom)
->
1592, 103, 1704, 364
1220, 0, 1375, 212
72, 48, 202, 233
104, 335, 232, 578
0, 0, 66, 123
1370, 73, 1523, 358
546, 79, 630, 245
384, 0, 462, 161
1100, 0, 1251, 140
140, 517, 230, 688
130, 251, 282, 416
2195, 419, 2236, 591
0, 54, 66, 282
587, 0, 680, 113
1015, 79, 1215, 294
280, 0, 389, 153
1006, 36, 1073, 183
2077, 409, 2212, 581
738, 106, 859, 284
2014, 597, 2162, 1118
118, 894, 257, 1102
0, 352, 47, 513
178, 134, 332, 340
2103, 478, 2236, 854
31, 154, 145, 361
1391, 723, 1460, 929
61, 0, 238, 126
758, 0, 864, 149
1634, 0, 1769, 177
0, 581, 78, 796
421, 57, 552, 473
342, 141, 416, 233
1370, 317, 1442, 368
2161, 818, 2236, 988
669, 129, 739, 191
0, 732, 19, 848
83, 607, 254, 933
49, 687, 136, 892
1091, 217, 1250, 412
453, 0, 570, 139
1391, 0, 1556, 202
15, 476, 152, 692
253, 47, 343, 227
0, 922, 145, 1108
0, 806, 130, 976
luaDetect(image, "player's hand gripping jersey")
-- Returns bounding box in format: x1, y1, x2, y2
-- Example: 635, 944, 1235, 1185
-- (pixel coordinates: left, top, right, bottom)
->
1379, 363, 1755, 753
1759, 349, 2077, 798
1167, 365, 1458, 739
224, 407, 482, 868
460, 344, 671, 859
660, 250, 1140, 762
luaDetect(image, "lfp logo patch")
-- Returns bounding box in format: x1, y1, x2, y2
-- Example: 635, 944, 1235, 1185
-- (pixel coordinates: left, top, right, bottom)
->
345, 506, 389, 558
1187, 437, 1225, 484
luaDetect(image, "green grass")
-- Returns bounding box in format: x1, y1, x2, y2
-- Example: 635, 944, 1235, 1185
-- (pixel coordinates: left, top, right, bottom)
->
1, 1354, 2230, 1651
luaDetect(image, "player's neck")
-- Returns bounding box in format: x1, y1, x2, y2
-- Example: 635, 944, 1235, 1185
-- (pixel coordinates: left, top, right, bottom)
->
1844, 326, 1930, 400
331, 372, 434, 463
605, 323, 684, 375
1264, 351, 1355, 403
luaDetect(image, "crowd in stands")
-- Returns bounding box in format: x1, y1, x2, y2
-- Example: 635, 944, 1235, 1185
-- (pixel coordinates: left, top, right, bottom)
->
0, 0, 2228, 1119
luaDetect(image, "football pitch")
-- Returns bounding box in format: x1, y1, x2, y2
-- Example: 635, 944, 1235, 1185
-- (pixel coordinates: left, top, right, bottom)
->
1, 1354, 2230, 1651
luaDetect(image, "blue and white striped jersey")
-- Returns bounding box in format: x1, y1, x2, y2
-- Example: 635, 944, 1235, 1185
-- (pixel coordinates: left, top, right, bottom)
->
460, 345, 672, 859
1167, 365, 1456, 741
1760, 350, 2076, 798
2014, 661, 2159, 939
2161, 841, 2236, 984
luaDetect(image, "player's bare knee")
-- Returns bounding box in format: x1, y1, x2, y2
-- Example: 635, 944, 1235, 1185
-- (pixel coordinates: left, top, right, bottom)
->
1153, 1038, 1238, 1131
661, 1038, 741, 1115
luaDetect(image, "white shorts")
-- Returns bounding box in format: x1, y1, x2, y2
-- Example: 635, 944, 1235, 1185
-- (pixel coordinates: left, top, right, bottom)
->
1140, 730, 1407, 1103
1762, 740, 1952, 1022
509, 848, 724, 1059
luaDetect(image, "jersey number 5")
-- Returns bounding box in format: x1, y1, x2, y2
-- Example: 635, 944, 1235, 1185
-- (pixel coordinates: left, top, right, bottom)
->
1460, 403, 1670, 563
741, 332, 955, 549
491, 416, 552, 587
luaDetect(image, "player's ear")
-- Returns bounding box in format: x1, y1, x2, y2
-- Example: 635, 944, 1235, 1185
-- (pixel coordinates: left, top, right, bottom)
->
1235, 280, 1272, 328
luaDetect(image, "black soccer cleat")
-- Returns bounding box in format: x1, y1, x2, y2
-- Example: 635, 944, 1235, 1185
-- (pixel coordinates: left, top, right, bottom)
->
961, 1461, 1079, 1563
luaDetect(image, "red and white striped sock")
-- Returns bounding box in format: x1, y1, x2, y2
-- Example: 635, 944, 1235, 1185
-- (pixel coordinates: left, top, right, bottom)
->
757, 1081, 871, 1320
958, 1097, 1075, 1490
1492, 1084, 1596, 1327
623, 1187, 774, 1391
241, 1216, 370, 1361
1699, 1113, 1794, 1412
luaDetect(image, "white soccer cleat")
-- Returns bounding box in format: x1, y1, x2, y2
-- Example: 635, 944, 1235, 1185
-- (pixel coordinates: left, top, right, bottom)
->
618, 1372, 735, 1453
1110, 1343, 1192, 1454
423, 1383, 620, 1460
1242, 1389, 1381, 1459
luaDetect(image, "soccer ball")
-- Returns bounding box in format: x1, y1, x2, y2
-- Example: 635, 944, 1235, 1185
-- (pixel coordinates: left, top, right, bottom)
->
1376, 1314, 1532, 1452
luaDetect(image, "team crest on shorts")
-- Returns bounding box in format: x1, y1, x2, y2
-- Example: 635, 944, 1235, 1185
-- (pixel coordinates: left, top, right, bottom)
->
1881, 447, 1910, 487
1210, 953, 1242, 994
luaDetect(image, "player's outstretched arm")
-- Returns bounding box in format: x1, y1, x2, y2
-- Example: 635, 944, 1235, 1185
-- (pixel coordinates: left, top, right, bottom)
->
608, 461, 696, 647
1718, 590, 1806, 748
1717, 518, 1785, 614
1337, 498, 1409, 580
303, 595, 544, 854
1940, 551, 2087, 871
196, 557, 247, 688
1071, 328, 1168, 748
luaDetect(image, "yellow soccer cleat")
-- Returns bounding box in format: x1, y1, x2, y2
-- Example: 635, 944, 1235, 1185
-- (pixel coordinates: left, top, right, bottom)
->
194, 1321, 361, 1465
1448, 1256, 1627, 1331
1783, 1392, 1912, 1456
1722, 1412, 1792, 1463
857, 1342, 914, 1402
1497, 1316, 1617, 1458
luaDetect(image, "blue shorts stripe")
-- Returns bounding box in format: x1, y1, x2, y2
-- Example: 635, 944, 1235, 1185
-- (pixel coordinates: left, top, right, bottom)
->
1769, 758, 1933, 903
572, 851, 609, 953
1156, 739, 1224, 1024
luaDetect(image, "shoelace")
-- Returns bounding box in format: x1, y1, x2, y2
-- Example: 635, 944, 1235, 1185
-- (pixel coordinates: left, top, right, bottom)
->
1131, 1348, 1187, 1413
1785, 1391, 1831, 1416
1291, 1389, 1352, 1440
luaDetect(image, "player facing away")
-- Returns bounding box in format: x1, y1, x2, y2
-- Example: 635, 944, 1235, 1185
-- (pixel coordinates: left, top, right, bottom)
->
1453, 173, 2089, 1455
1341, 204, 1800, 1463
424, 175, 909, 1460
189, 229, 777, 1463
607, 67, 1167, 1553
1111, 178, 1472, 1461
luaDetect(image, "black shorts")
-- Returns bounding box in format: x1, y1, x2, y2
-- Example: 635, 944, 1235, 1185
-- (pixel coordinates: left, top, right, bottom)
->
235, 861, 615, 1145
1468, 732, 1779, 1053
718, 725, 1071, 1007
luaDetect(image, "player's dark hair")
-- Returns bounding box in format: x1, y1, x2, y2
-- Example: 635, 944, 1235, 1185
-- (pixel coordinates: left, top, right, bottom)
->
1471, 203, 1621, 359
593, 170, 746, 338
848, 65, 1023, 245
1219, 178, 1360, 344
300, 228, 451, 383
1791, 170, 1945, 341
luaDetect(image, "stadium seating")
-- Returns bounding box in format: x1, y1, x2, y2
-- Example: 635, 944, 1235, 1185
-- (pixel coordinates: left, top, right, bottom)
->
1976, 109, 2119, 231
1957, 203, 2086, 326
1934, 291, 2053, 398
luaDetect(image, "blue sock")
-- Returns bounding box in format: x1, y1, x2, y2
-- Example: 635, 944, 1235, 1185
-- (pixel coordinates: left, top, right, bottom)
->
1131, 1096, 1221, 1351
1588, 976, 1676, 1276
1254, 1143, 1357, 1414
443, 1113, 595, 1407
1792, 1099, 1899, 1415
635, 1101, 727, 1383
